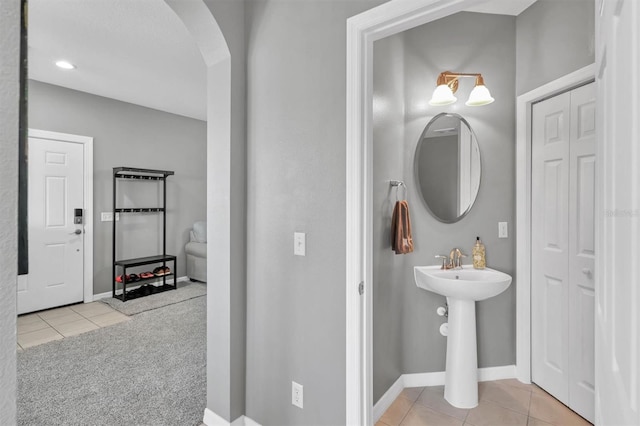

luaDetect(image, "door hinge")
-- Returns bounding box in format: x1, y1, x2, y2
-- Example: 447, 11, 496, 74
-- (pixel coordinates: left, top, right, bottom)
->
358, 281, 364, 295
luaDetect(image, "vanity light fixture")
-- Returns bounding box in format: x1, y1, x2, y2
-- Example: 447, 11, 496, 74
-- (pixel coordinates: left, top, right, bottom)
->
55, 60, 76, 70
429, 71, 494, 107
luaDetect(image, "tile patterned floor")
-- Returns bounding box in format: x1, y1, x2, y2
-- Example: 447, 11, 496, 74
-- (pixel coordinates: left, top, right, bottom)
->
17, 302, 129, 350
377, 379, 592, 426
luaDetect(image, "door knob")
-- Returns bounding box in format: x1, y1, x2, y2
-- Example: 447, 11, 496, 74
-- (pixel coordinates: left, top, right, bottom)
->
70, 229, 82, 235
582, 268, 592, 276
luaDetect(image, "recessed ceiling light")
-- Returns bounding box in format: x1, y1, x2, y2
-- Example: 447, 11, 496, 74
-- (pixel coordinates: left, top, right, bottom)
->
55, 60, 76, 70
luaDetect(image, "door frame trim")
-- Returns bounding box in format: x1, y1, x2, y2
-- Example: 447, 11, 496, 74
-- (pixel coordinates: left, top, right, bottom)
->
345, 0, 491, 423
515, 64, 595, 383
27, 128, 94, 303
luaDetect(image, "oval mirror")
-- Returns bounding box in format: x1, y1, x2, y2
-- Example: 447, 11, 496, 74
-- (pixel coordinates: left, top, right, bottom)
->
414, 113, 481, 223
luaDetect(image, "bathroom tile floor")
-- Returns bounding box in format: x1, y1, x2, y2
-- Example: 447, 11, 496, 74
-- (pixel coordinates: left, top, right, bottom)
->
17, 302, 129, 350
377, 379, 592, 426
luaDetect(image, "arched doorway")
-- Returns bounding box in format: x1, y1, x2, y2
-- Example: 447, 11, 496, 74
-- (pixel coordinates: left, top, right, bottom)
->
1, 0, 238, 423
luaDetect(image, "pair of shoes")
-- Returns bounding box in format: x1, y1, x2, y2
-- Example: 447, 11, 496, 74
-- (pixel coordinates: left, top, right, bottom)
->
116, 274, 130, 283
116, 274, 142, 283
153, 266, 171, 276
140, 271, 154, 279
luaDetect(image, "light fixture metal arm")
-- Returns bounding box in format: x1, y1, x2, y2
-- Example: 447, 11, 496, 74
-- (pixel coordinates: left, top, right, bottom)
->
437, 71, 484, 94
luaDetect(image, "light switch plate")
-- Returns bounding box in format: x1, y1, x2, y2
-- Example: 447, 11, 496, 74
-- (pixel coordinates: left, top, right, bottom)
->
294, 232, 306, 256
101, 212, 120, 222
498, 221, 508, 238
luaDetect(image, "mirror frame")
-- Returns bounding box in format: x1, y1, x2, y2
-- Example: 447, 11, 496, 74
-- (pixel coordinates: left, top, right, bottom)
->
413, 112, 482, 223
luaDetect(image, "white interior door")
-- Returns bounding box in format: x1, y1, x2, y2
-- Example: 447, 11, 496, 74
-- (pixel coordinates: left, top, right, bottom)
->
595, 0, 640, 424
18, 137, 85, 314
567, 83, 596, 422
532, 82, 595, 423
532, 90, 571, 404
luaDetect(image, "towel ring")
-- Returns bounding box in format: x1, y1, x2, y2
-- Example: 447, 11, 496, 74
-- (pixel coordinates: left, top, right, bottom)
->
390, 180, 407, 202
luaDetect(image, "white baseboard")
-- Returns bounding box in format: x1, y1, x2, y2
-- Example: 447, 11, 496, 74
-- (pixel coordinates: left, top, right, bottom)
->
242, 416, 261, 426
403, 371, 446, 388
478, 364, 517, 382
203, 408, 228, 426
92, 276, 189, 301
373, 365, 517, 422
372, 375, 405, 422
203, 408, 261, 426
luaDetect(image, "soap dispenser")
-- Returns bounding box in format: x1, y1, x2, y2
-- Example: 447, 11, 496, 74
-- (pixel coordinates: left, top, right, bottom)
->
472, 236, 486, 269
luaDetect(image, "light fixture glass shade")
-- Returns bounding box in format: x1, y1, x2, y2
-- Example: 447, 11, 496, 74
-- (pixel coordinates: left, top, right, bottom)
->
465, 84, 494, 106
429, 84, 457, 106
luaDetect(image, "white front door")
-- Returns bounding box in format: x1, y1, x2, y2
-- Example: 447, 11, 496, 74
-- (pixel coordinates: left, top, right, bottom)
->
17, 136, 85, 314
531, 82, 595, 423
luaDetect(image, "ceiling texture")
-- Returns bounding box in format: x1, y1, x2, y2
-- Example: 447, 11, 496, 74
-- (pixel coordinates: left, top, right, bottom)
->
28, 0, 536, 122
28, 0, 207, 121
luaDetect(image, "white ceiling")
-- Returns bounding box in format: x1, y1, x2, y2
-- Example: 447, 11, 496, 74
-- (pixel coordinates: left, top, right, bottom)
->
28, 0, 207, 121
28, 0, 537, 123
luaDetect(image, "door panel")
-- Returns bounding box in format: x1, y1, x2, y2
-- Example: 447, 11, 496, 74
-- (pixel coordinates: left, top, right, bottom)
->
542, 275, 565, 373
18, 137, 84, 314
532, 82, 596, 423
532, 91, 571, 404
568, 83, 596, 422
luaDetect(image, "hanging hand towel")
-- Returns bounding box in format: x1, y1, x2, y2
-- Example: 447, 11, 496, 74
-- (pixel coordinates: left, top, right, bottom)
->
391, 200, 414, 254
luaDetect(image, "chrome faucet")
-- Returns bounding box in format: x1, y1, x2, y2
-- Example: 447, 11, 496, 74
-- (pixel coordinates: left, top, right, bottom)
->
436, 248, 467, 269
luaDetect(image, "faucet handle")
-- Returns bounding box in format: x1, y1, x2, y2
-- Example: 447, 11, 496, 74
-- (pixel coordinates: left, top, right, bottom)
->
435, 254, 449, 269
455, 249, 467, 268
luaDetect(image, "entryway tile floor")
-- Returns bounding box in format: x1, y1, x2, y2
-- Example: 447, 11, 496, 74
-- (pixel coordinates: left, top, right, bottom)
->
377, 379, 592, 426
17, 302, 129, 350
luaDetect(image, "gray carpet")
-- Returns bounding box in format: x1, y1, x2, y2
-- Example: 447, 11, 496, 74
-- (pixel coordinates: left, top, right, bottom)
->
18, 296, 206, 426
100, 281, 207, 315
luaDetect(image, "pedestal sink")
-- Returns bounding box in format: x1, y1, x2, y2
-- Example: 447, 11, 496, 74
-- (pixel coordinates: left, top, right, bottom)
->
414, 265, 512, 408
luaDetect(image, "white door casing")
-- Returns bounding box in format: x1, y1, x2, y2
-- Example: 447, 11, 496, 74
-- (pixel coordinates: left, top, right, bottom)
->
348, 0, 640, 423
595, 0, 640, 424
531, 83, 595, 422
17, 129, 93, 314
345, 0, 500, 423
515, 64, 595, 385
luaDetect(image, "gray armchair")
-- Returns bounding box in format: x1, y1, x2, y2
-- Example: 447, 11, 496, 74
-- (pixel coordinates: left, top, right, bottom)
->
185, 221, 206, 282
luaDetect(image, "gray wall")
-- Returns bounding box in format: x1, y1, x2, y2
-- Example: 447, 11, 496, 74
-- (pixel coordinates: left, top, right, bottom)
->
372, 33, 406, 404
516, 0, 595, 95
201, 0, 248, 421
28, 80, 207, 296
244, 0, 385, 424
372, 12, 517, 403
0, 0, 19, 422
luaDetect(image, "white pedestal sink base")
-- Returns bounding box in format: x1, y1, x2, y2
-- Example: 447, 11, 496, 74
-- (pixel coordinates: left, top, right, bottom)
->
413, 265, 512, 409
444, 297, 478, 409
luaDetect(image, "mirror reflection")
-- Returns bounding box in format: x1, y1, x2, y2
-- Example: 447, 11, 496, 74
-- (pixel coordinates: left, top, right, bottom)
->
414, 113, 481, 223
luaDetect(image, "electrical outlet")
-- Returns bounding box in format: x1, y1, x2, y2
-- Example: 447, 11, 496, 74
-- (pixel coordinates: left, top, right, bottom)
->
101, 212, 120, 222
294, 232, 306, 256
292, 381, 303, 409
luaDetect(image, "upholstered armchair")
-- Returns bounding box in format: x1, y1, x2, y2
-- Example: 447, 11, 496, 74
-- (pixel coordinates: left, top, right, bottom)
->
185, 221, 206, 282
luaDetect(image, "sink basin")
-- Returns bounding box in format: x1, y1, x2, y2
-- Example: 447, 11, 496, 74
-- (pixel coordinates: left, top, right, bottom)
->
414, 265, 512, 301
414, 264, 512, 409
